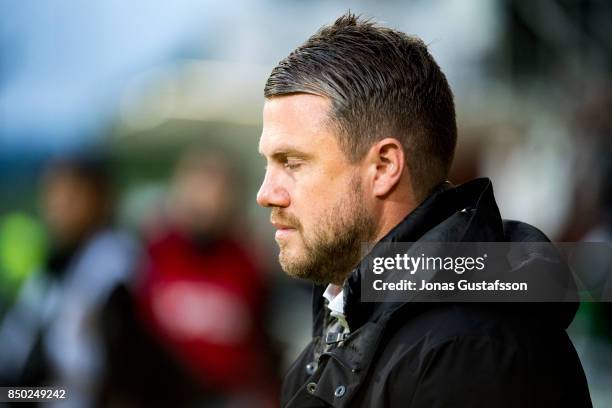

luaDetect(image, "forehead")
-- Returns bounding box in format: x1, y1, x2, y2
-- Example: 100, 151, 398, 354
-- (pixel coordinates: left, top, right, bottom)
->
259, 94, 339, 156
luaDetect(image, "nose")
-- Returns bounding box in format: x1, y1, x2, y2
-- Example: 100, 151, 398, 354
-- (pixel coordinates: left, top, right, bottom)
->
256, 170, 290, 208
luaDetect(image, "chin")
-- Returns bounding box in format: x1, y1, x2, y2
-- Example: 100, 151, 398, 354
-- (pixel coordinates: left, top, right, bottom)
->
279, 249, 305, 274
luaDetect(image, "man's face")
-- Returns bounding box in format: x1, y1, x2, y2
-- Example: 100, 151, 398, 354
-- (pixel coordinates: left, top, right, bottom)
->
42, 171, 102, 247
171, 163, 231, 238
257, 94, 376, 285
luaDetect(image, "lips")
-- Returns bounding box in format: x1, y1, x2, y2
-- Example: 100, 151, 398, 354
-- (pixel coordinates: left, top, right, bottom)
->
272, 222, 295, 230
272, 221, 297, 240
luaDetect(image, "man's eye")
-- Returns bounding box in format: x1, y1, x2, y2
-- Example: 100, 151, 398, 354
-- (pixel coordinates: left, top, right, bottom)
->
284, 161, 302, 170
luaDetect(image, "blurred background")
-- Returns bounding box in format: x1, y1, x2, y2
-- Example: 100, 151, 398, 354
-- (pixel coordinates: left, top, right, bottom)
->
0, 0, 611, 406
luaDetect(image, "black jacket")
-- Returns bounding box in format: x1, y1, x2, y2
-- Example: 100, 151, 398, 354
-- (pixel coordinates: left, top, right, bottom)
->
281, 178, 592, 407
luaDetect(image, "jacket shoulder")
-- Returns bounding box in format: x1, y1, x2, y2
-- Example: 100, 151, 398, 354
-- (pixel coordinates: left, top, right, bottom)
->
354, 304, 591, 407
502, 219, 550, 242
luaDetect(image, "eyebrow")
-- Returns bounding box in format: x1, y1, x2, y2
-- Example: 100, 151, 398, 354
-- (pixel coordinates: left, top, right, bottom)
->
258, 147, 311, 161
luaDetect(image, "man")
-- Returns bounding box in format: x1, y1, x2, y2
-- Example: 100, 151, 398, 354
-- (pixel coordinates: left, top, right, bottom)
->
0, 156, 137, 407
134, 148, 278, 407
256, 12, 592, 407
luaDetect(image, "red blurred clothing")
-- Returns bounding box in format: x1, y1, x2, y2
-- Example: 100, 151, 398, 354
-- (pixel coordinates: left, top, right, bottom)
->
136, 228, 275, 395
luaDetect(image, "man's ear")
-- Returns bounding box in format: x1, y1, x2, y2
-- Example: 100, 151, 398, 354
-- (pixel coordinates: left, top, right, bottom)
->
367, 138, 406, 198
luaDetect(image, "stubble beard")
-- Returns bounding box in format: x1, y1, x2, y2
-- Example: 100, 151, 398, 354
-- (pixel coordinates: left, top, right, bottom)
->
274, 177, 377, 285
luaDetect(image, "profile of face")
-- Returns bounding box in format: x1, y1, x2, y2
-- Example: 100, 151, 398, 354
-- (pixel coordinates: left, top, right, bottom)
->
170, 153, 233, 239
42, 169, 107, 248
257, 94, 377, 285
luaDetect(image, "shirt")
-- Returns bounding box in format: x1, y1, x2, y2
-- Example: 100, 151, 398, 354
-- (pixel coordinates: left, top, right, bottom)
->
322, 284, 350, 339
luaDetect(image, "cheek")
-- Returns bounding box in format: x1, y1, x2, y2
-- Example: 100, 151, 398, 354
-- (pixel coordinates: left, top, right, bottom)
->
291, 179, 321, 213
293, 179, 346, 233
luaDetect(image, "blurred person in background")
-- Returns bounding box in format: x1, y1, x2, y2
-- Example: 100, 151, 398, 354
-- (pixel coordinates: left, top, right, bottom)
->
132, 148, 278, 407
0, 155, 138, 407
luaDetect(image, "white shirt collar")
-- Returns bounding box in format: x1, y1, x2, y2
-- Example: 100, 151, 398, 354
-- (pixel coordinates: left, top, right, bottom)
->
323, 283, 344, 316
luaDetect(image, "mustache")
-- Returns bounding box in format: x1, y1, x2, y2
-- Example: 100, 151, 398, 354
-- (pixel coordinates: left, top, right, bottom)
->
270, 208, 302, 231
